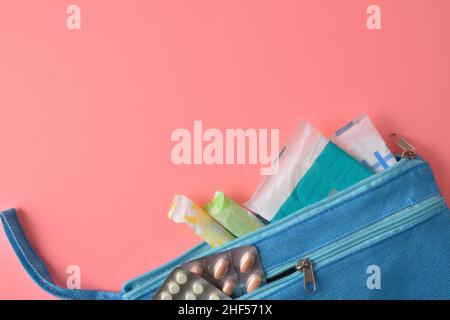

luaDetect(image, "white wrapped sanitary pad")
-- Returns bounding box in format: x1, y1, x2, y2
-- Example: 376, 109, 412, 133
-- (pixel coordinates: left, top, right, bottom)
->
331, 113, 397, 173
244, 121, 328, 221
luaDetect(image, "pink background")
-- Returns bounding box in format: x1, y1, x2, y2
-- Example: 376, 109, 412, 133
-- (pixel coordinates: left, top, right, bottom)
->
0, 0, 449, 299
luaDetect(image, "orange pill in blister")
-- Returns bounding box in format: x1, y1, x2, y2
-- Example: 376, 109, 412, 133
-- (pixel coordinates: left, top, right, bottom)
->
213, 257, 230, 279
239, 252, 255, 273
246, 274, 262, 293
189, 264, 204, 276
222, 279, 235, 296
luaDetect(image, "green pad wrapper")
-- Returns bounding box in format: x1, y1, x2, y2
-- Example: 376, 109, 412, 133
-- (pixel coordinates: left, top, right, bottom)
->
205, 191, 264, 237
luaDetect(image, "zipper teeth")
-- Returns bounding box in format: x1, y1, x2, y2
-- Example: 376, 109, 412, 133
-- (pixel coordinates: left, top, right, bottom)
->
125, 157, 415, 300
239, 195, 445, 300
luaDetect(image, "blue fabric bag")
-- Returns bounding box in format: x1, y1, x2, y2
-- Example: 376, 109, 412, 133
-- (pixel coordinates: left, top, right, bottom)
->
2, 147, 450, 299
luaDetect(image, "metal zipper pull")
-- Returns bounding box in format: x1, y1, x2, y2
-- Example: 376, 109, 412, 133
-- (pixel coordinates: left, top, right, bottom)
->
296, 258, 316, 293
389, 133, 417, 159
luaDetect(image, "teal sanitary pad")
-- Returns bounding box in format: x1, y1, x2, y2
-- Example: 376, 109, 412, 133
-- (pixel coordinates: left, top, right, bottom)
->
273, 141, 372, 221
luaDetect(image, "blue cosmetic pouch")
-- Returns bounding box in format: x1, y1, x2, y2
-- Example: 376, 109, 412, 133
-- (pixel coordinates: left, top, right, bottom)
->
1, 153, 450, 299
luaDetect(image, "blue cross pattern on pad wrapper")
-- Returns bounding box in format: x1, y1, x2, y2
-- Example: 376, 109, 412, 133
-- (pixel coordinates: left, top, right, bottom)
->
361, 151, 395, 171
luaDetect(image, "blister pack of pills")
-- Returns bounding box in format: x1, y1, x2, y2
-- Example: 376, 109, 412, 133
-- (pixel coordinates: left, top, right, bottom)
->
152, 267, 231, 300
180, 245, 266, 298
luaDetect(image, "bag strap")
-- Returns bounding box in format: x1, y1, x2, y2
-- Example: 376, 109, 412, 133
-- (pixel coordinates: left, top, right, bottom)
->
1, 208, 123, 300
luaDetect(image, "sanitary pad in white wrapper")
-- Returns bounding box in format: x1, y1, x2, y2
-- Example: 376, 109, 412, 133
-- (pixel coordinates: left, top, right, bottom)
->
243, 121, 329, 221
331, 113, 397, 173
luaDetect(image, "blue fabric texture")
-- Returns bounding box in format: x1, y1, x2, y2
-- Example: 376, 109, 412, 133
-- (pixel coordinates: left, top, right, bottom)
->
1, 157, 449, 299
251, 209, 450, 299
